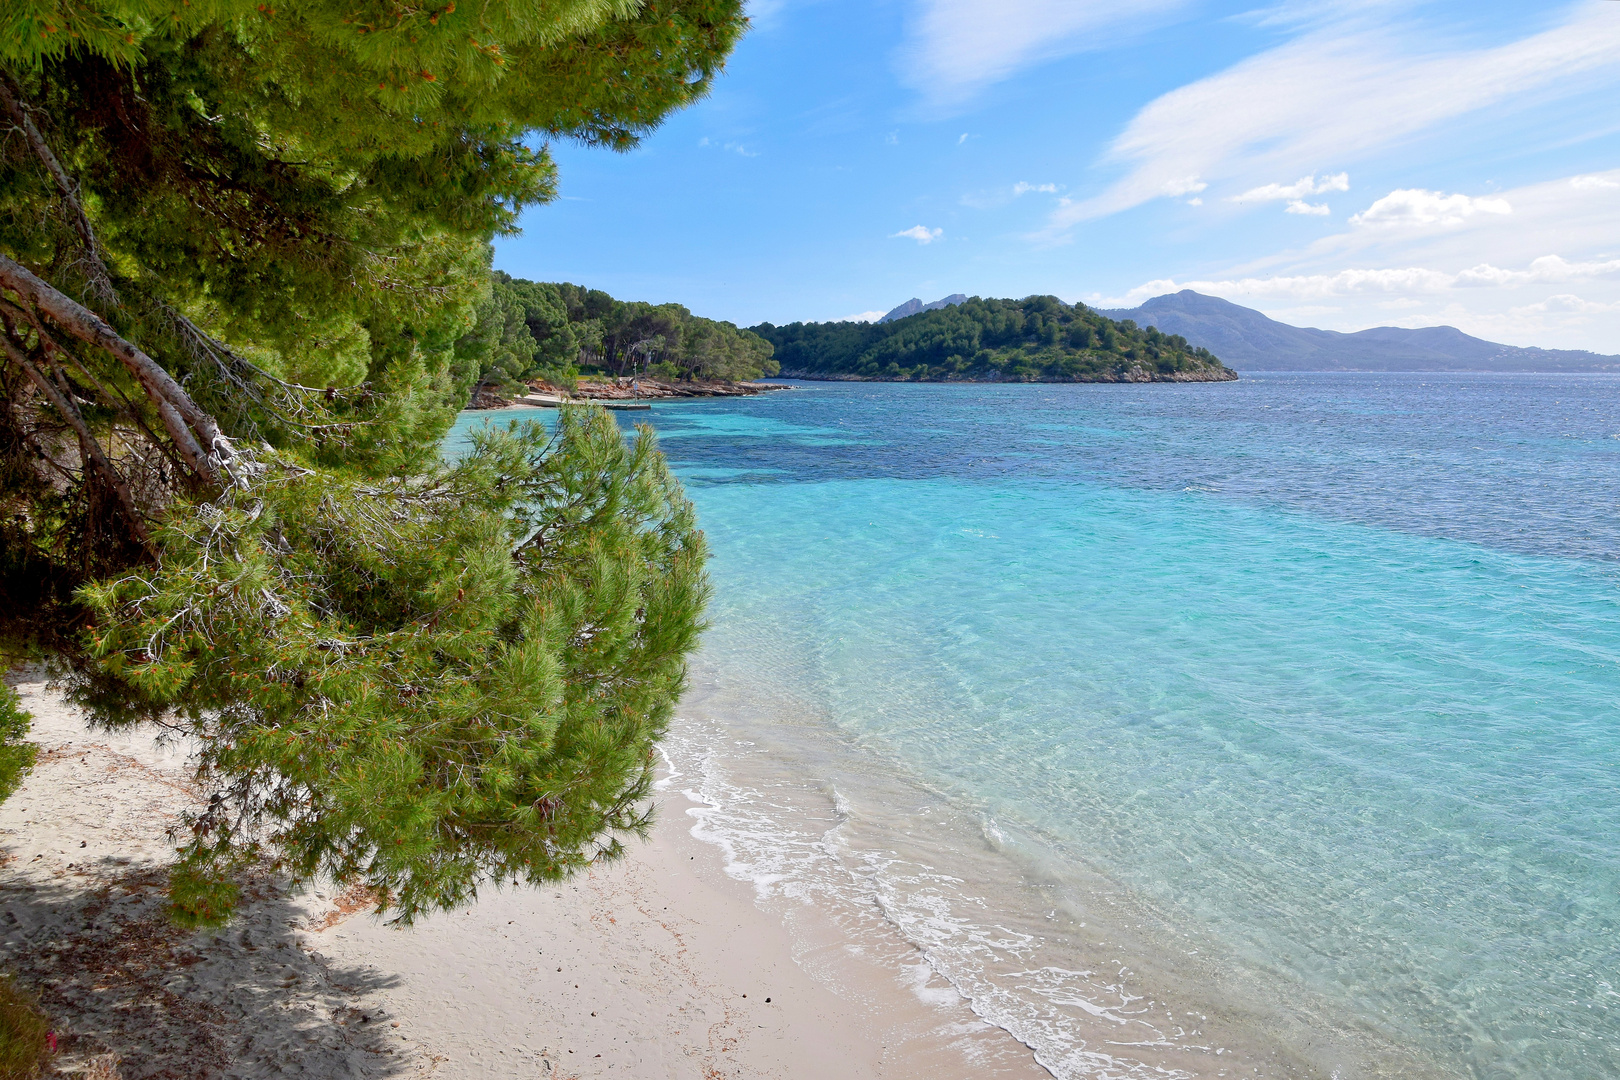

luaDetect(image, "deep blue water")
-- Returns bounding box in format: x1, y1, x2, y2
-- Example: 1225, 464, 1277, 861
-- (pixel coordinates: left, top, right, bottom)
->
449, 374, 1620, 1079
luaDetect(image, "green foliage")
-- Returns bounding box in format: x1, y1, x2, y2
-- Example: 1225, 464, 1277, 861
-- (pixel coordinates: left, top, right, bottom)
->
0, 973, 47, 1080
753, 295, 1234, 382
0, 685, 33, 810
1, 0, 743, 923
80, 409, 708, 923
168, 861, 243, 929
472, 275, 777, 387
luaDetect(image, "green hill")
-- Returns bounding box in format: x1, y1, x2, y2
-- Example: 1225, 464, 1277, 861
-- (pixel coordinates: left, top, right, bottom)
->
474, 273, 778, 388
752, 295, 1236, 383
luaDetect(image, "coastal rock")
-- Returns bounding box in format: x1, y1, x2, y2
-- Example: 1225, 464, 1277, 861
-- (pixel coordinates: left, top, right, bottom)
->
570, 378, 791, 400
466, 384, 512, 409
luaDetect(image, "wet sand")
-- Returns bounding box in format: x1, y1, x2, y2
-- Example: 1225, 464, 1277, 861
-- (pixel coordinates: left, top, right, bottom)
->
0, 677, 1048, 1079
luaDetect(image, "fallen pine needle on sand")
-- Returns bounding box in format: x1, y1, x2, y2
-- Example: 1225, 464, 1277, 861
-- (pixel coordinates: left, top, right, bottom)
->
0, 677, 1047, 1079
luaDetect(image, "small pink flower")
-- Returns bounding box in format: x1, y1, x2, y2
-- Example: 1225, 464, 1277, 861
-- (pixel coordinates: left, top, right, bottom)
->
46, 1031, 57, 1052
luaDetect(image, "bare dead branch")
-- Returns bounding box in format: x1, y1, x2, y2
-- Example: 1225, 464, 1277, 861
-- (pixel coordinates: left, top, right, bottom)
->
0, 72, 118, 308
1, 330, 151, 546
0, 254, 234, 487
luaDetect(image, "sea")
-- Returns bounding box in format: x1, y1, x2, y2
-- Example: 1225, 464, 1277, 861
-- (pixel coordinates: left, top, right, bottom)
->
447, 373, 1620, 1080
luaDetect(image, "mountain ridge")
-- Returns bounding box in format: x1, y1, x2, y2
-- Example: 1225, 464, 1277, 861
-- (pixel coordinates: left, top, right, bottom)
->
1096, 291, 1620, 372
880, 293, 968, 323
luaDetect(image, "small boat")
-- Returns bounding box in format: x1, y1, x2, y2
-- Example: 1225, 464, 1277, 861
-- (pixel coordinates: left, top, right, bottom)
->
600, 401, 652, 411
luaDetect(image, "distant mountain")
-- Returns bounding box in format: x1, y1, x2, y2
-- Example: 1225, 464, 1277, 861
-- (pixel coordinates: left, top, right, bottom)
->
1097, 291, 1620, 372
880, 293, 968, 323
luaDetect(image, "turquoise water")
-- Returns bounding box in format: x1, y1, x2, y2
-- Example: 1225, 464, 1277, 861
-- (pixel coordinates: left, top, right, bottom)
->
448, 376, 1620, 1079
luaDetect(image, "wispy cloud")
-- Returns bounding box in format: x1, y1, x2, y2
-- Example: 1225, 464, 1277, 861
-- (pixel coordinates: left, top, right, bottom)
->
697, 136, 759, 158
1234, 172, 1348, 215
1050, 3, 1620, 228
961, 181, 1062, 209
899, 0, 1191, 108
892, 225, 945, 244
1572, 174, 1620, 190
1090, 167, 1620, 348
1234, 173, 1351, 203
1514, 293, 1616, 315
838, 310, 890, 323
1349, 189, 1512, 229
1108, 255, 1620, 307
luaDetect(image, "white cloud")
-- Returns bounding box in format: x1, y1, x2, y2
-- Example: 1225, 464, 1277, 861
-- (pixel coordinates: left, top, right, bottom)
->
899, 0, 1190, 107
1350, 188, 1512, 229
1234, 173, 1350, 203
697, 136, 759, 158
1453, 254, 1620, 286
1104, 254, 1620, 307
1013, 182, 1059, 195
1090, 169, 1620, 350
1186, 197, 1203, 206
958, 133, 970, 145
1051, 3, 1620, 227
1515, 294, 1615, 314
1285, 200, 1331, 215
838, 310, 890, 323
1162, 176, 1207, 197
892, 225, 945, 244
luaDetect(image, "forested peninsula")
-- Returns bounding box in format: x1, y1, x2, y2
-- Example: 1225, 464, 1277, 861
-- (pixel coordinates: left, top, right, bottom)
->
475, 273, 777, 390
753, 295, 1237, 383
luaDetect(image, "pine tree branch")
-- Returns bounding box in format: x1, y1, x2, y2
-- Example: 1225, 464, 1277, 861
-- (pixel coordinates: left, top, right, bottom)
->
0, 76, 330, 444
0, 330, 151, 547
0, 72, 118, 309
0, 254, 238, 488
0, 293, 190, 482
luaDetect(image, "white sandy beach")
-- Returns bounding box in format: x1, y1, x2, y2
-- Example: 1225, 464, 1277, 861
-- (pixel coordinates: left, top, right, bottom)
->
0, 676, 1050, 1079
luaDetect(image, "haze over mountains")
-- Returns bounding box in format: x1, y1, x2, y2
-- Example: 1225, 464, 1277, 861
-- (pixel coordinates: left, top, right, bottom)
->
869, 291, 1620, 372
1099, 292, 1620, 373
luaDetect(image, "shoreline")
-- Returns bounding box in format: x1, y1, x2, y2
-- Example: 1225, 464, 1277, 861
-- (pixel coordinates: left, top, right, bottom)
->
771, 369, 1237, 383
0, 678, 1049, 1079
467, 379, 794, 411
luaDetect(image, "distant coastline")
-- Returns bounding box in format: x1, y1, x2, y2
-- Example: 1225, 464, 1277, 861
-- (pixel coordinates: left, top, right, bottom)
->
1100, 290, 1620, 373
754, 295, 1238, 383
772, 366, 1236, 383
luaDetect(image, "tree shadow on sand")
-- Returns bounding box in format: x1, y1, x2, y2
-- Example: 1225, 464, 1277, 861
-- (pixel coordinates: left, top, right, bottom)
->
0, 861, 416, 1079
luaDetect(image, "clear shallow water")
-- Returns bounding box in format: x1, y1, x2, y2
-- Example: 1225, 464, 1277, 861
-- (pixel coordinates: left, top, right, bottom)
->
448, 375, 1620, 1079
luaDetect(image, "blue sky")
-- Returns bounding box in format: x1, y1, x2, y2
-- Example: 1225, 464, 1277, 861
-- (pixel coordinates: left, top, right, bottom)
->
494, 0, 1620, 351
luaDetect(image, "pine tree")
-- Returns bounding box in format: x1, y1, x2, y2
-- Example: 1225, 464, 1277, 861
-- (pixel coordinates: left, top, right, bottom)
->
0, 0, 741, 923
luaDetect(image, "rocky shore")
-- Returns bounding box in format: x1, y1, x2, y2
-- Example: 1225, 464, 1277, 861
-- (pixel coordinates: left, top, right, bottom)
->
468, 378, 791, 409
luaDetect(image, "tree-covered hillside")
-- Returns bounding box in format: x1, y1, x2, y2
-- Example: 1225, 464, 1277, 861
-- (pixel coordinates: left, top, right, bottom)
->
753, 296, 1235, 382
1, 0, 745, 926
474, 274, 777, 387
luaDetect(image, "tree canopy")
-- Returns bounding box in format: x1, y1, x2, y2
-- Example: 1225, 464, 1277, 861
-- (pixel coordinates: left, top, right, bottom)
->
472, 273, 777, 387
1, 0, 743, 922
753, 295, 1235, 382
